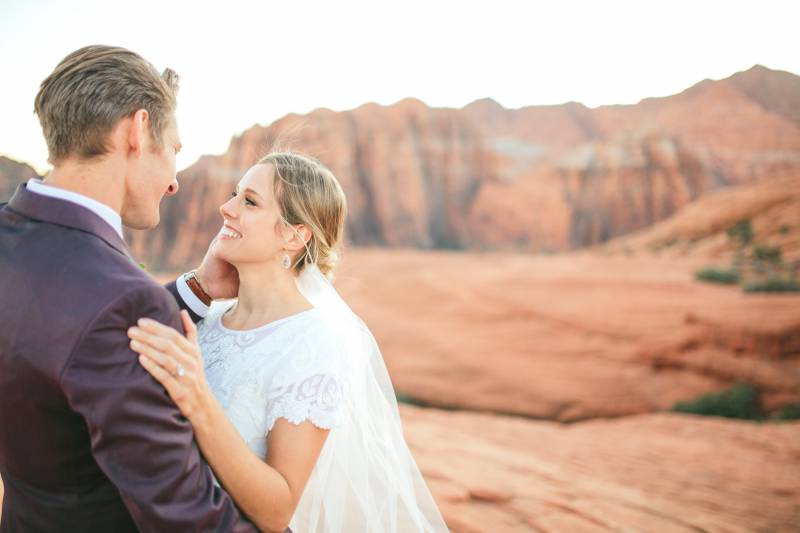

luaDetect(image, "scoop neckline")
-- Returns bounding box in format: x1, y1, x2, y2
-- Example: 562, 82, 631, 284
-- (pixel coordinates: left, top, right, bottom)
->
216, 301, 318, 334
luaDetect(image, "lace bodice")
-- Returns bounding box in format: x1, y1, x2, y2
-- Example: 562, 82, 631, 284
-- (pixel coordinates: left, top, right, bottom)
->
196, 277, 448, 533
198, 300, 346, 460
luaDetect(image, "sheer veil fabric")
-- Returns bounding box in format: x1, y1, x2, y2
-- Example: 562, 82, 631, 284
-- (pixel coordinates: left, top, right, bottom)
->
290, 264, 449, 532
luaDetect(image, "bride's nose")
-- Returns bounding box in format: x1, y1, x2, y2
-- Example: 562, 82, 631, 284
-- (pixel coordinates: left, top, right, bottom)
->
219, 197, 238, 219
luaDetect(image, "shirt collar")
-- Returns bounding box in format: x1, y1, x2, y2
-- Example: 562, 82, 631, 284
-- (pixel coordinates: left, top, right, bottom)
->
25, 178, 124, 239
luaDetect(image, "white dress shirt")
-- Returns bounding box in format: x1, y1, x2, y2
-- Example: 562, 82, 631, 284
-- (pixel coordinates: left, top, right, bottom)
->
26, 178, 209, 318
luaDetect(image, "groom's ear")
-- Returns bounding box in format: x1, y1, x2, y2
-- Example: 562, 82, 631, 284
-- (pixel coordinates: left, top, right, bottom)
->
123, 109, 150, 158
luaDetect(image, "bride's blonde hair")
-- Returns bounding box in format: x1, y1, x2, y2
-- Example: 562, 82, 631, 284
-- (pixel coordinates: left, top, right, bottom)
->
258, 152, 346, 279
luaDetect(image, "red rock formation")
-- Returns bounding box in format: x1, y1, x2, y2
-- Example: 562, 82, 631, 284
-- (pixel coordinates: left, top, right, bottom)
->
466, 133, 720, 250
0, 156, 37, 201
601, 175, 800, 262
1, 66, 798, 270
725, 64, 800, 129
123, 65, 800, 270
127, 98, 492, 267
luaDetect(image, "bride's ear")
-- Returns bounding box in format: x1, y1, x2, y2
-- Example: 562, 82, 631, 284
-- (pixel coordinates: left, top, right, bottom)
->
284, 224, 312, 252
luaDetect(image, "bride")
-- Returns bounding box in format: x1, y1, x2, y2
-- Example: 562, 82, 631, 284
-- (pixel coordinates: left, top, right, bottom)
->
126, 152, 448, 533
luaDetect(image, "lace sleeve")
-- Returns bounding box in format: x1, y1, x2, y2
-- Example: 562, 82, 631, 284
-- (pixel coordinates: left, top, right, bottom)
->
265, 372, 344, 432
263, 314, 350, 432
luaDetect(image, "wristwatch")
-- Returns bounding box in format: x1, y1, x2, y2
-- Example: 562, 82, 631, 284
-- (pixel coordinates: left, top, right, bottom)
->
183, 270, 212, 306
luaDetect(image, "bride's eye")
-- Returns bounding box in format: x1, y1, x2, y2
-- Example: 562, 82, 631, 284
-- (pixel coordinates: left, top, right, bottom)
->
232, 190, 256, 206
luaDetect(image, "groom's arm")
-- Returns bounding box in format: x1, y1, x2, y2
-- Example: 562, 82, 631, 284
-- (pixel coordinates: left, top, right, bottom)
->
61, 282, 257, 532
164, 237, 238, 324
165, 274, 210, 324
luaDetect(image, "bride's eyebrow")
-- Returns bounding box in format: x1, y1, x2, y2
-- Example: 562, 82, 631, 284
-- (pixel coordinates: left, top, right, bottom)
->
234, 186, 264, 199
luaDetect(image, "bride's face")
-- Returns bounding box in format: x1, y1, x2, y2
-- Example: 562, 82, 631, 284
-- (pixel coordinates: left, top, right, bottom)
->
214, 163, 292, 267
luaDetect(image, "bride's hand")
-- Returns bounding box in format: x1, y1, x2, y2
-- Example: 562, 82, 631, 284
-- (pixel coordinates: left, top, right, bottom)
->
128, 310, 214, 424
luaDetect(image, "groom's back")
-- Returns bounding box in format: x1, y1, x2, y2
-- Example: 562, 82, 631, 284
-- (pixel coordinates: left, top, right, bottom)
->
0, 192, 257, 533
0, 202, 156, 530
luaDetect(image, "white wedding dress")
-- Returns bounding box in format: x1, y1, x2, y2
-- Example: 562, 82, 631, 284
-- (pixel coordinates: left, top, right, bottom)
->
196, 266, 448, 533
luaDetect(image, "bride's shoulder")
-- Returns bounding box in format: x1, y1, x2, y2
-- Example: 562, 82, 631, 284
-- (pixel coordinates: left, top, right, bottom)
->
299, 310, 347, 347
291, 310, 355, 365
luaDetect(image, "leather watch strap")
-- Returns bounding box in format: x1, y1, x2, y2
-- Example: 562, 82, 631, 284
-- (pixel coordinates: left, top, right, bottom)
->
183, 271, 212, 306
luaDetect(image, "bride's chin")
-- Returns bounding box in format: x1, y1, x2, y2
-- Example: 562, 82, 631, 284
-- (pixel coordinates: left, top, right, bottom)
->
213, 248, 235, 263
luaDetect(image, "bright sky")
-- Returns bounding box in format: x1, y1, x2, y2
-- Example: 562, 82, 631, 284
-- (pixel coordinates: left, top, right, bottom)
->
1, 0, 798, 174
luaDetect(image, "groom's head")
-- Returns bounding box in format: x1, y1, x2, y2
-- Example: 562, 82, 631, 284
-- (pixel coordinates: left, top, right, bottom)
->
34, 45, 182, 229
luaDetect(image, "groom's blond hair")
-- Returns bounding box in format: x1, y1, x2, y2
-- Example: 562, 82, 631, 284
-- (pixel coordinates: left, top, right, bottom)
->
34, 45, 179, 165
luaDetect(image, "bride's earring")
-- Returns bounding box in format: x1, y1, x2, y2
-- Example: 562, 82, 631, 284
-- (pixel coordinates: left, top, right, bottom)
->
281, 253, 292, 270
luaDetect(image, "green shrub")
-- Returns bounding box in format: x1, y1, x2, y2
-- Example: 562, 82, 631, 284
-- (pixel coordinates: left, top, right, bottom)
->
743, 278, 800, 293
774, 403, 800, 420
695, 267, 740, 285
396, 392, 426, 407
671, 382, 764, 420
752, 245, 782, 264
726, 219, 753, 247
778, 224, 790, 235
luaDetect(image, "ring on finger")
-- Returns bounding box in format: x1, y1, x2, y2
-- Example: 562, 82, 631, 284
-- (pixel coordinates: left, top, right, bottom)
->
175, 363, 186, 378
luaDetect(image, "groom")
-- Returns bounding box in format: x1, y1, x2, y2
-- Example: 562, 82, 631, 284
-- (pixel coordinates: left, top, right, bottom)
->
0, 46, 273, 531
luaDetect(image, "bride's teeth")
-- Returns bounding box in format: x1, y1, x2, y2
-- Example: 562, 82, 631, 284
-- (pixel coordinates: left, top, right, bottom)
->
221, 228, 241, 238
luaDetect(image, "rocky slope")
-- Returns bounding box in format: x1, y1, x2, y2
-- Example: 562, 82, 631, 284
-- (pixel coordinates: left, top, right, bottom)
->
600, 175, 800, 262
330, 249, 800, 422
402, 405, 800, 532
5, 407, 798, 531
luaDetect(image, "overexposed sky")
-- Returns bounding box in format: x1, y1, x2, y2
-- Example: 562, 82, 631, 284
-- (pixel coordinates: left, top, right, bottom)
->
1, 0, 798, 173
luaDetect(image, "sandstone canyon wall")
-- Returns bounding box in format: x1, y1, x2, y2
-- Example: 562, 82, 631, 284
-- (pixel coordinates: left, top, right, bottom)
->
117, 64, 800, 270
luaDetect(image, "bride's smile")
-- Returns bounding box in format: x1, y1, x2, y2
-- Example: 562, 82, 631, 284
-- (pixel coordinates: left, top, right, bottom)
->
219, 223, 242, 239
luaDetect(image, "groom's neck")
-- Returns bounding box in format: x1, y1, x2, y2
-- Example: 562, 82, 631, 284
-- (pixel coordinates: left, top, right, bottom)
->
44, 157, 126, 215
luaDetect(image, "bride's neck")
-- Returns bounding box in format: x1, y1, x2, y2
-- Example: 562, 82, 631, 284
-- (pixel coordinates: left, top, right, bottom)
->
226, 263, 312, 328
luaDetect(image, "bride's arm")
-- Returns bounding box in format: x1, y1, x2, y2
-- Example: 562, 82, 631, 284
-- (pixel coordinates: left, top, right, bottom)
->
192, 400, 329, 532
128, 311, 328, 533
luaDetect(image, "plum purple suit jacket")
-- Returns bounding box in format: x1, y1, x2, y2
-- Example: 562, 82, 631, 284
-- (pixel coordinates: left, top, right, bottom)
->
0, 183, 263, 532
